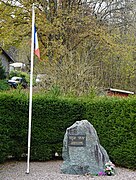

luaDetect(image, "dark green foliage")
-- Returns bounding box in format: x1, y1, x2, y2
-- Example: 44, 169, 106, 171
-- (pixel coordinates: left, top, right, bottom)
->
30, 94, 84, 161
0, 92, 28, 162
0, 92, 135, 169
0, 80, 10, 91
9, 71, 30, 84
84, 97, 136, 169
112, 139, 136, 169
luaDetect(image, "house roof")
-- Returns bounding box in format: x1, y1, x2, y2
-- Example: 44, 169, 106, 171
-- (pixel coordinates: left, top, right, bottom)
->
107, 88, 134, 95
0, 47, 15, 63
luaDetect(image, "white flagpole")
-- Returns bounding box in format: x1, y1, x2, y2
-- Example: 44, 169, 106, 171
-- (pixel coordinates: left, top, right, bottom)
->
26, 3, 35, 174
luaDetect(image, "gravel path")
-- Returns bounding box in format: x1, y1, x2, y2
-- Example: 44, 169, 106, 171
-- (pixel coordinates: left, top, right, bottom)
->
0, 160, 136, 180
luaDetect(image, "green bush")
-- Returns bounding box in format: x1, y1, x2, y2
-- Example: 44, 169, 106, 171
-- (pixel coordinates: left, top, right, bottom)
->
84, 97, 136, 169
112, 139, 136, 169
9, 71, 30, 84
0, 92, 135, 169
30, 94, 84, 161
0, 80, 10, 91
0, 92, 28, 162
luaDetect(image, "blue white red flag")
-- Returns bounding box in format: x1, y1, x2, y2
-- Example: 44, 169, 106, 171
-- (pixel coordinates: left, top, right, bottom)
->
34, 25, 40, 59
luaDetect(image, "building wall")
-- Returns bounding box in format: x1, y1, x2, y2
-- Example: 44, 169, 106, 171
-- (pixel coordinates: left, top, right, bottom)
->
0, 54, 9, 74
107, 91, 128, 97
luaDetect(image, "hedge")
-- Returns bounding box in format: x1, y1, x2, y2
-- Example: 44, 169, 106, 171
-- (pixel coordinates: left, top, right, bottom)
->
84, 97, 136, 169
31, 94, 85, 161
0, 92, 28, 162
0, 91, 135, 169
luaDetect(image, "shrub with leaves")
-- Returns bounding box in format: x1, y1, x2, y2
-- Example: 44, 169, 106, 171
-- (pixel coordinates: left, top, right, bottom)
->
9, 71, 29, 84
0, 80, 9, 91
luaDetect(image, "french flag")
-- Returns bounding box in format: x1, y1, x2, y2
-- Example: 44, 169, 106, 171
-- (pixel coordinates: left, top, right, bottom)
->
34, 25, 40, 59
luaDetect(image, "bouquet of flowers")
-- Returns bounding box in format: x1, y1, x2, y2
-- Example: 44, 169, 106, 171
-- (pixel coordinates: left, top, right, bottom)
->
98, 171, 106, 176
104, 161, 115, 176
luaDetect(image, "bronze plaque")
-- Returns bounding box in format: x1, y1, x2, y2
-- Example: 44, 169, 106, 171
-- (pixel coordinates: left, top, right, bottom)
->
68, 135, 86, 147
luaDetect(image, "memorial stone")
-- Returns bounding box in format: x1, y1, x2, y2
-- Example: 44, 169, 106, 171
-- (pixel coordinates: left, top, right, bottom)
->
61, 120, 110, 175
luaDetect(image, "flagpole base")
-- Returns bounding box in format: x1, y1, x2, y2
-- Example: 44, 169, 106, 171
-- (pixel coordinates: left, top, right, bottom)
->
25, 170, 30, 174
